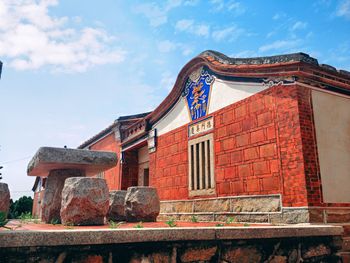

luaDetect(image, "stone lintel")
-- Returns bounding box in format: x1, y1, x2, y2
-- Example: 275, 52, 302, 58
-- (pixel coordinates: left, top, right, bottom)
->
0, 225, 343, 248
27, 147, 117, 177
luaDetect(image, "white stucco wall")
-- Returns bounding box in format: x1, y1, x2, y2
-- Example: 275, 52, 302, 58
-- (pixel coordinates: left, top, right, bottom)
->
208, 78, 267, 114
154, 78, 267, 136
312, 90, 350, 203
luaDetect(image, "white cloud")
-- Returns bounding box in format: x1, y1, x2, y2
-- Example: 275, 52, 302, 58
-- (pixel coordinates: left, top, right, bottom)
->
175, 19, 210, 37
291, 21, 307, 31
259, 39, 301, 53
212, 25, 244, 42
0, 0, 126, 72
210, 0, 245, 14
133, 0, 183, 27
272, 12, 286, 20
157, 40, 194, 56
176, 19, 194, 31
184, 0, 199, 6
160, 71, 176, 91
336, 0, 350, 19
157, 40, 177, 53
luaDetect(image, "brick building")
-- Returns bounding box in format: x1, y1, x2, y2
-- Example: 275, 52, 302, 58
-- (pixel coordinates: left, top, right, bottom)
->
33, 51, 350, 224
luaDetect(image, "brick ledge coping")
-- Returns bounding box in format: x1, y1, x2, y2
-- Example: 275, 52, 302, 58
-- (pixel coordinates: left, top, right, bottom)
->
0, 225, 342, 248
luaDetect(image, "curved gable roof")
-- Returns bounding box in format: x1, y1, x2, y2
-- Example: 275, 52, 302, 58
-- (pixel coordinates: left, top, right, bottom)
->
118, 50, 350, 144
144, 50, 350, 127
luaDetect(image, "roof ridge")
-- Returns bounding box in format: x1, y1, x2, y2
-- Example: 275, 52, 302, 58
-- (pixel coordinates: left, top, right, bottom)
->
199, 50, 319, 66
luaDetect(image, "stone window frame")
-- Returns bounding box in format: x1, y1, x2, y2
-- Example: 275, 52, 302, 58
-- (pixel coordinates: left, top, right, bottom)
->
188, 133, 216, 196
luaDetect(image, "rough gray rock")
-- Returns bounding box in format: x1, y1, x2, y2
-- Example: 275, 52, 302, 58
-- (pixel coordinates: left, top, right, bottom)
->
107, 190, 127, 221
41, 169, 84, 223
125, 187, 160, 222
0, 183, 10, 216
60, 177, 109, 225
27, 147, 117, 177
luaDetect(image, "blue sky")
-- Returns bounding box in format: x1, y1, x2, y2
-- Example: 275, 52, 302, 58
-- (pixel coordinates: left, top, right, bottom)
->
0, 0, 349, 200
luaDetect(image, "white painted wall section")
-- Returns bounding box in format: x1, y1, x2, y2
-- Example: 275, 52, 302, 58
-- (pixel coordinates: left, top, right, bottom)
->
208, 79, 267, 114
154, 78, 267, 136
154, 97, 191, 136
312, 90, 350, 203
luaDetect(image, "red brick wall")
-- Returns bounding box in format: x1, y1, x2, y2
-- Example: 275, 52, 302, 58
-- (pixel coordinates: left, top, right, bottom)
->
150, 84, 319, 207
150, 127, 188, 200
89, 133, 121, 190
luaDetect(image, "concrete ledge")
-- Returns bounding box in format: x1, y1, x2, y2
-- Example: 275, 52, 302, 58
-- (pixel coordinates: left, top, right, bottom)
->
0, 225, 343, 248
27, 147, 117, 176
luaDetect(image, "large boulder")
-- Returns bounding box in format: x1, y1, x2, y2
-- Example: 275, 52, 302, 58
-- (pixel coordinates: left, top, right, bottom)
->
60, 177, 109, 225
0, 183, 10, 216
125, 187, 160, 222
107, 190, 127, 221
41, 169, 84, 223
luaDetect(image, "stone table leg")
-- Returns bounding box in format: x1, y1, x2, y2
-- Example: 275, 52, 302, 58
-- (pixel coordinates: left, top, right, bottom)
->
41, 169, 84, 223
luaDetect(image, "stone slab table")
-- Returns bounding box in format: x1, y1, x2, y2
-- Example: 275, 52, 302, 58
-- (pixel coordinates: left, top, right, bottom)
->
27, 147, 117, 223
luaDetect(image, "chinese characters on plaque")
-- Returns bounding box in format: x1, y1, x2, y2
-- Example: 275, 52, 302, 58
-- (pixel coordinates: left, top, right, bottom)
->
188, 117, 214, 137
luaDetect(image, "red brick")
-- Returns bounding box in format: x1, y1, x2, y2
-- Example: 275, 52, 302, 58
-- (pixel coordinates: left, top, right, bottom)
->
238, 164, 251, 177
218, 182, 231, 194
246, 179, 260, 192
236, 133, 249, 147
227, 122, 242, 136
217, 127, 227, 138
222, 110, 234, 124
170, 144, 178, 154
262, 177, 280, 191
216, 168, 225, 181
231, 181, 244, 194
243, 147, 259, 160
270, 159, 279, 173
166, 177, 173, 187
180, 176, 187, 186
224, 167, 236, 179
250, 129, 265, 144
257, 111, 272, 126
215, 141, 221, 152
222, 137, 235, 151
250, 98, 265, 112
253, 161, 270, 175
242, 117, 257, 131
260, 143, 277, 157
235, 104, 246, 118
266, 126, 276, 139
217, 153, 230, 166
231, 150, 242, 163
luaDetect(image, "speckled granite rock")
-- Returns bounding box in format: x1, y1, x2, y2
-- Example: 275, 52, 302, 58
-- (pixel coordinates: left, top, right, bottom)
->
0, 183, 10, 216
125, 187, 160, 222
60, 177, 109, 226
41, 169, 84, 223
107, 190, 127, 221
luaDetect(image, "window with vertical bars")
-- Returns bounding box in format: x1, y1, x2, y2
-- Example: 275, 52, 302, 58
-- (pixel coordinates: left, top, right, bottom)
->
96, 171, 105, 179
188, 133, 215, 196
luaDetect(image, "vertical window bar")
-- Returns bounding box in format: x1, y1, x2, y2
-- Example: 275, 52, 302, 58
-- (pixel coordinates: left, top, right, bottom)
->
196, 143, 200, 190
199, 141, 203, 189
204, 140, 209, 189
193, 144, 197, 190
209, 139, 214, 188
190, 145, 194, 190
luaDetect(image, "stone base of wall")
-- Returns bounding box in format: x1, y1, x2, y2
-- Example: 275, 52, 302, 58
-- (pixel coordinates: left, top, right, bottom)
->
0, 236, 342, 263
159, 195, 350, 224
